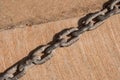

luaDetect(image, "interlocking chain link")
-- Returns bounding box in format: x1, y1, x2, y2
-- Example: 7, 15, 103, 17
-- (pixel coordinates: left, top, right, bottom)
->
0, 0, 120, 80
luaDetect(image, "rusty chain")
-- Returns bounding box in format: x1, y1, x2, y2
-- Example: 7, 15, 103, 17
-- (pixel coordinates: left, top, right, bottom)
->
0, 0, 120, 80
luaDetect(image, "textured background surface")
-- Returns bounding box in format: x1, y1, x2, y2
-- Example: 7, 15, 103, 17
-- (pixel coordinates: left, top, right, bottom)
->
0, 0, 107, 30
0, 14, 120, 80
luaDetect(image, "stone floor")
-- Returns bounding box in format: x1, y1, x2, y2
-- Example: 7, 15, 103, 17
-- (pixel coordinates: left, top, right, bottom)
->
0, 0, 106, 30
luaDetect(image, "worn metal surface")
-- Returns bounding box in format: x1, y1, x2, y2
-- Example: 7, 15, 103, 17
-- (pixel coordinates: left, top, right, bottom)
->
0, 0, 120, 80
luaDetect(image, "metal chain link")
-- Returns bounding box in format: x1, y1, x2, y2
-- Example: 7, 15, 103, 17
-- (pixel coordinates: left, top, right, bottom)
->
0, 0, 120, 80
